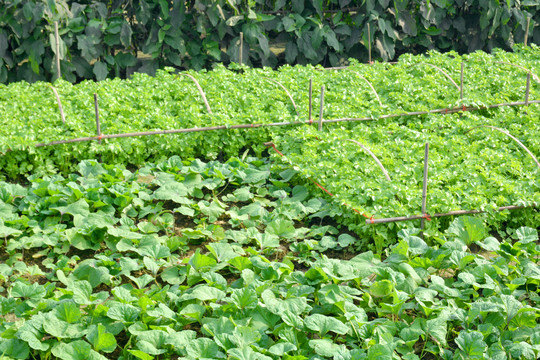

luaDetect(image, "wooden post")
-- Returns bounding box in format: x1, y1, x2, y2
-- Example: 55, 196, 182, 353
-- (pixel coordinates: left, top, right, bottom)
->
94, 94, 101, 144
309, 79, 313, 121
460, 61, 464, 100
367, 23, 372, 64
525, 17, 531, 47
318, 86, 324, 131
48, 85, 66, 124
420, 143, 429, 239
525, 72, 531, 106
239, 32, 243, 65
54, 21, 61, 79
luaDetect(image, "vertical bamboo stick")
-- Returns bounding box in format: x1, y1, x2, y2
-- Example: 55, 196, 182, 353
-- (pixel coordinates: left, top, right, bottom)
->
318, 86, 325, 131
54, 21, 61, 79
460, 61, 464, 100
94, 94, 101, 144
239, 32, 244, 65
48, 85, 66, 124
367, 23, 372, 64
309, 79, 313, 121
525, 72, 531, 106
525, 17, 531, 47
420, 143, 429, 239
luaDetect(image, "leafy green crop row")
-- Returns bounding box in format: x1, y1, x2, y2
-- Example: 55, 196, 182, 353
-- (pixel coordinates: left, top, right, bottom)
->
1, 46, 540, 180
1, 156, 540, 359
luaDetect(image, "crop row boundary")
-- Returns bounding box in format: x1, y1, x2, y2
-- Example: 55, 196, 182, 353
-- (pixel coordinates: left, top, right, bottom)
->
1, 100, 534, 151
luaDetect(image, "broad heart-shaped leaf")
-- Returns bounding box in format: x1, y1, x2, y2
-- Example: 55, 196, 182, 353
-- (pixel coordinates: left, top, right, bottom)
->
185, 338, 223, 359
135, 330, 168, 355
206, 242, 238, 263
17, 314, 50, 351
0, 219, 22, 237
189, 248, 217, 271
198, 200, 226, 222
265, 218, 296, 239
52, 199, 90, 217
152, 181, 188, 202
304, 314, 349, 336
454, 331, 487, 359
55, 301, 82, 324
52, 340, 95, 360
10, 282, 46, 300
369, 279, 394, 298
164, 330, 197, 350
43, 312, 86, 339
475, 236, 500, 251
309, 339, 347, 357
424, 316, 448, 347
515, 226, 538, 244
230, 287, 258, 310
446, 216, 487, 245
128, 350, 153, 360
227, 346, 272, 360
107, 302, 141, 323
136, 237, 170, 259
499, 294, 522, 325
0, 338, 30, 359
180, 284, 225, 302
87, 324, 117, 353
229, 326, 262, 348
268, 342, 297, 356
508, 341, 535, 359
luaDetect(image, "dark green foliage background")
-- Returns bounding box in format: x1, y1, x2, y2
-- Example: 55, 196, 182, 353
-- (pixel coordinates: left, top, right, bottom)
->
1, 0, 539, 83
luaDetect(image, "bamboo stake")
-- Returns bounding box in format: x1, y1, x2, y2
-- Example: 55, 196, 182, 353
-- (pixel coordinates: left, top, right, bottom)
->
177, 74, 213, 114
318, 85, 324, 131
367, 23, 371, 64
344, 139, 391, 181
460, 61, 464, 100
54, 21, 61, 79
410, 63, 460, 90
420, 143, 429, 239
12, 99, 539, 151
525, 16, 531, 46
265, 78, 299, 116
348, 70, 383, 107
48, 85, 66, 124
366, 205, 534, 224
239, 32, 243, 65
94, 94, 101, 144
309, 79, 313, 121
492, 61, 540, 83
465, 125, 540, 169
525, 72, 531, 106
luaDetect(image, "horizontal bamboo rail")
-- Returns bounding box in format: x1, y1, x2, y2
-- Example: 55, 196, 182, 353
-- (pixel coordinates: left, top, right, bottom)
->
366, 205, 535, 224
11, 99, 534, 150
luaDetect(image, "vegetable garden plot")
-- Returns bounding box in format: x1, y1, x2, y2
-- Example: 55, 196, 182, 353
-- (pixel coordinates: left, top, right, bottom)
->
1, 48, 540, 178
2, 156, 540, 359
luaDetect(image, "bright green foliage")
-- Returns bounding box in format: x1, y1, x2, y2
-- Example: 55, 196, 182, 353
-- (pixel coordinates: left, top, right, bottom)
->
1, 47, 540, 182
1, 156, 540, 359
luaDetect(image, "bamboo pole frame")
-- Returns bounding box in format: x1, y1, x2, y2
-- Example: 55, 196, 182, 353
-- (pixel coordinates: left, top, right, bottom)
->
48, 85, 66, 124
265, 78, 299, 116
308, 79, 313, 121
11, 98, 537, 150
94, 94, 101, 144
54, 21, 61, 79
344, 139, 391, 181
347, 70, 383, 107
176, 74, 213, 114
420, 143, 429, 238
409, 63, 460, 90
318, 86, 325, 131
366, 205, 535, 224
465, 125, 540, 169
